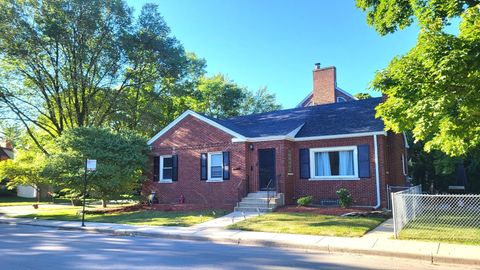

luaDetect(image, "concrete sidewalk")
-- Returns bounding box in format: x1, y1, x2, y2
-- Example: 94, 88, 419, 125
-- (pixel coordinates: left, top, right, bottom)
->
0, 215, 479, 267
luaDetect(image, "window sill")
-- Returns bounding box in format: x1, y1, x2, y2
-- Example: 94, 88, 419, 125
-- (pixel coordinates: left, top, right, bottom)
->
159, 180, 173, 183
309, 177, 360, 181
206, 179, 224, 183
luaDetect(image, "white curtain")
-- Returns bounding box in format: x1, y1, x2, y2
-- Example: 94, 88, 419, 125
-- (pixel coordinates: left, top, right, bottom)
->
339, 151, 354, 176
315, 152, 331, 176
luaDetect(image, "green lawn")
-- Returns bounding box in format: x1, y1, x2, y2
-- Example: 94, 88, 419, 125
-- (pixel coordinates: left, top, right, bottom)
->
399, 212, 480, 245
228, 212, 385, 237
13, 206, 228, 227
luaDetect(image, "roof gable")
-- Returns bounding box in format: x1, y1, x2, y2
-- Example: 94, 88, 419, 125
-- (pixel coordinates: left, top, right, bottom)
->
147, 110, 246, 145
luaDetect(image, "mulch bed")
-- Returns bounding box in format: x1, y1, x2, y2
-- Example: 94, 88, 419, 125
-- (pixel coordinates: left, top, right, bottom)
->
84, 204, 144, 214
275, 205, 376, 216
84, 203, 219, 214
148, 203, 212, 212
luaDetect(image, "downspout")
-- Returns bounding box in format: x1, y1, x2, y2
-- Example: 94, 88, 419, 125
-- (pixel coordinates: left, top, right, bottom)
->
373, 134, 381, 209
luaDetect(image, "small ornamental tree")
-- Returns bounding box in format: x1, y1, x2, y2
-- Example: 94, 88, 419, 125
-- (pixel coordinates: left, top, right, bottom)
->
0, 148, 51, 202
45, 128, 149, 207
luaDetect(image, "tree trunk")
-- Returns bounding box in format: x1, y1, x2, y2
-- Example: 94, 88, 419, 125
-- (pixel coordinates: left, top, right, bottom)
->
35, 187, 41, 203
102, 199, 107, 208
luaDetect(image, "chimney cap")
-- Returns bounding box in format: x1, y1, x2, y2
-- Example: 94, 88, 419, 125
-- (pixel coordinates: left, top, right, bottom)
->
314, 63, 321, 69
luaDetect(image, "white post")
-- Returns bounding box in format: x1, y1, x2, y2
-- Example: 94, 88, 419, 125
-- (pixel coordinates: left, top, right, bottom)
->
391, 191, 398, 239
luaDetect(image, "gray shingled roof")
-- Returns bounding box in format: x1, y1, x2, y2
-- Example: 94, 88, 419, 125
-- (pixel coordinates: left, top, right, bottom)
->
204, 97, 385, 138
0, 148, 12, 159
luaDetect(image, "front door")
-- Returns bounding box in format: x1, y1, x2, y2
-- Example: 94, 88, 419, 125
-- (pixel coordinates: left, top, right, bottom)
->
258, 148, 276, 190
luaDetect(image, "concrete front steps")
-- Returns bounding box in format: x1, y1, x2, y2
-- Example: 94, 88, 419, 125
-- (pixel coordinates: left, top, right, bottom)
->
234, 192, 284, 212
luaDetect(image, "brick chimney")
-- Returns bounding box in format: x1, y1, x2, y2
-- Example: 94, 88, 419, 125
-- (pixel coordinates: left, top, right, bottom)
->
312, 63, 337, 105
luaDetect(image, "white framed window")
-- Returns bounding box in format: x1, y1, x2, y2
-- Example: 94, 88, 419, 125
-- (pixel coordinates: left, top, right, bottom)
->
208, 152, 223, 181
309, 146, 358, 180
160, 155, 173, 183
337, 97, 347, 102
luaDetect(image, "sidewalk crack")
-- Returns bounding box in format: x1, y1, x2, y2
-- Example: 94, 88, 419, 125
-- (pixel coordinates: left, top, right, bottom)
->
371, 238, 379, 248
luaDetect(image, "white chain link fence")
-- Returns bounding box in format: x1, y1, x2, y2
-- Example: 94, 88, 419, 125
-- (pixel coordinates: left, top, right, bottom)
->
391, 185, 480, 244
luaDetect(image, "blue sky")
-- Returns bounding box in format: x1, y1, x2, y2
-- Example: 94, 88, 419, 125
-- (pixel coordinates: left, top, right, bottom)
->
127, 0, 419, 108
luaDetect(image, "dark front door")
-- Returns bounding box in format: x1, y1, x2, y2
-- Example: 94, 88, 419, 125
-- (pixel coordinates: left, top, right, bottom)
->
258, 148, 276, 190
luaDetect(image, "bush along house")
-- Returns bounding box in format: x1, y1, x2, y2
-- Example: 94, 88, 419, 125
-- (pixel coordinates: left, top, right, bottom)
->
145, 64, 409, 211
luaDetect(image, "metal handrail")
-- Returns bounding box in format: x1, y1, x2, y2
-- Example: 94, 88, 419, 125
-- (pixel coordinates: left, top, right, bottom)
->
236, 179, 244, 208
266, 178, 274, 209
236, 177, 249, 208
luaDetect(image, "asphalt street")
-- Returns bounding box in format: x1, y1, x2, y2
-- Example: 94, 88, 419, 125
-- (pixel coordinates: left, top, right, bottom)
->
0, 223, 473, 270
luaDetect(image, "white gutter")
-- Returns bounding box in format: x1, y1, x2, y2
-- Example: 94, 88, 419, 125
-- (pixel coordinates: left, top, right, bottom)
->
373, 134, 381, 209
232, 131, 387, 143
402, 132, 410, 149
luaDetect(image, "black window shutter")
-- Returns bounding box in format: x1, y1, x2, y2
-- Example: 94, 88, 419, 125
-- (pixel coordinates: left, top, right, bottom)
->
299, 149, 310, 179
153, 156, 160, 182
172, 155, 178, 181
358, 144, 370, 178
223, 151, 230, 180
200, 153, 208, 180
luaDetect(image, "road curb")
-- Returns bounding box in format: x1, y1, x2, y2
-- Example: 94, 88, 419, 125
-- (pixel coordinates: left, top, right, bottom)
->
1, 219, 478, 267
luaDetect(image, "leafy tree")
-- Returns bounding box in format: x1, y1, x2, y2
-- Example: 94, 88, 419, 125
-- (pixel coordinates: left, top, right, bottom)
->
353, 93, 372, 100
408, 135, 480, 193
196, 74, 282, 119
357, 0, 480, 157
0, 147, 51, 202
44, 128, 149, 207
108, 52, 206, 137
0, 1, 201, 154
241, 87, 282, 114
196, 74, 247, 119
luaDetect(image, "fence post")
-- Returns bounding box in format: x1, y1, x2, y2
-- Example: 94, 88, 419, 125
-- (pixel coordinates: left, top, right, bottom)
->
386, 185, 390, 210
391, 191, 398, 239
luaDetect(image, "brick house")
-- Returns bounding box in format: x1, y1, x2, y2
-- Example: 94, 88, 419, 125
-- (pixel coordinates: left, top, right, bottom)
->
0, 140, 14, 161
145, 64, 409, 211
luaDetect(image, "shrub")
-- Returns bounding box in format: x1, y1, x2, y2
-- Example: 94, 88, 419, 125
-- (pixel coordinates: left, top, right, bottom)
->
297, 195, 313, 206
336, 188, 353, 208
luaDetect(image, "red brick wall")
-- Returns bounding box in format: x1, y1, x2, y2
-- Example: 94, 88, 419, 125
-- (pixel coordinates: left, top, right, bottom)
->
246, 141, 288, 194
292, 136, 383, 207
384, 132, 408, 186
145, 115, 247, 210
241, 135, 392, 207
